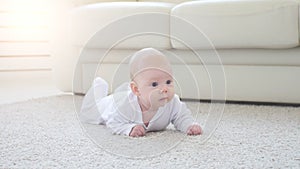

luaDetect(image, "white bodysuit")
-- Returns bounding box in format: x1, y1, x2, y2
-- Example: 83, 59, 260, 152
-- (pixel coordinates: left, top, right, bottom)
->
80, 78, 197, 136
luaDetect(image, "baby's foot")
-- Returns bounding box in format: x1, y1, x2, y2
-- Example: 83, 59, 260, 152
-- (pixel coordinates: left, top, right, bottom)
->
93, 77, 108, 100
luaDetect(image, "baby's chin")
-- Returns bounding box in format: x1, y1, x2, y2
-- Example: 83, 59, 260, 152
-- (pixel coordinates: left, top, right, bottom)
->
148, 99, 169, 111
149, 95, 174, 110
157, 96, 173, 107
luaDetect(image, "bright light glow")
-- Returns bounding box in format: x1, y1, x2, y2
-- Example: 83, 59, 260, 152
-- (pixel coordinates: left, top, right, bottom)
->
3, 0, 52, 28
7, 12, 48, 28
1, 0, 72, 41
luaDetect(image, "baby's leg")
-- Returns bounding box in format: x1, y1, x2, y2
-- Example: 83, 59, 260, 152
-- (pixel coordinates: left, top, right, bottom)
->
79, 77, 108, 124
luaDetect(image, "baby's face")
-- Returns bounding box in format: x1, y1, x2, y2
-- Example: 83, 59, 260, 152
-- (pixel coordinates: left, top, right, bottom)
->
133, 68, 175, 111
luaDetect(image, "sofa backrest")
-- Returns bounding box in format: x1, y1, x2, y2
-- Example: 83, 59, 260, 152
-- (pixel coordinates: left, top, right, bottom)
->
138, 0, 192, 3
70, 2, 174, 49
170, 0, 299, 49
298, 0, 300, 41
73, 0, 194, 6
73, 0, 137, 6
69, 0, 300, 49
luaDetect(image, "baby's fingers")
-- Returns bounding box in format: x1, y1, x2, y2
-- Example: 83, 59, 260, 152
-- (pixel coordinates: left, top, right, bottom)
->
130, 131, 140, 137
129, 125, 145, 137
136, 127, 145, 136
187, 125, 202, 135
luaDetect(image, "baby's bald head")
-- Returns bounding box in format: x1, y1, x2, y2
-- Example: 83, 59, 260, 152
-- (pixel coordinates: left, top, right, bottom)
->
129, 48, 172, 80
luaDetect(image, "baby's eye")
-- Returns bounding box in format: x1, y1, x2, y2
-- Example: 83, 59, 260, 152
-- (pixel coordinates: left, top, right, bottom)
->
151, 82, 158, 87
166, 80, 172, 85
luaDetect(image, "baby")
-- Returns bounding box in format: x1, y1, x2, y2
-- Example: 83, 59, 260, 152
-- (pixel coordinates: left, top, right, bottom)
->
80, 48, 202, 137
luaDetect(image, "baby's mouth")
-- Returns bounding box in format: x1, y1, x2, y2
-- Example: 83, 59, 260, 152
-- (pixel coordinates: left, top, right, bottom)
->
159, 97, 168, 101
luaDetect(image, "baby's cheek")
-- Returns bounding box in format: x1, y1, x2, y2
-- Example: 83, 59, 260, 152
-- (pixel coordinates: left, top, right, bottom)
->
169, 87, 175, 95
148, 89, 161, 100
168, 92, 175, 101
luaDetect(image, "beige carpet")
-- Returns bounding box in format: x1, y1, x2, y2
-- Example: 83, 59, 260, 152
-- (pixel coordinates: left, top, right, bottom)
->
0, 95, 299, 168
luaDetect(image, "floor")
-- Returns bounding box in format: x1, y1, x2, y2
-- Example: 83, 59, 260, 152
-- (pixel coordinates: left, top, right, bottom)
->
0, 95, 299, 168
0, 71, 299, 168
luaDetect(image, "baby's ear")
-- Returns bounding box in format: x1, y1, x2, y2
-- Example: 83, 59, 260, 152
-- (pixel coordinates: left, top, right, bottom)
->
130, 81, 140, 96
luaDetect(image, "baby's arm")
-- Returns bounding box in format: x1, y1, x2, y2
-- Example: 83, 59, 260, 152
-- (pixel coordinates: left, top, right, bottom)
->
171, 97, 202, 135
107, 120, 145, 137
104, 109, 135, 135
105, 110, 145, 136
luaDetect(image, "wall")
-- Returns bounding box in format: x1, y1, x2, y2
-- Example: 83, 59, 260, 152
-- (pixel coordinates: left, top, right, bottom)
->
0, 0, 76, 85
0, 0, 54, 83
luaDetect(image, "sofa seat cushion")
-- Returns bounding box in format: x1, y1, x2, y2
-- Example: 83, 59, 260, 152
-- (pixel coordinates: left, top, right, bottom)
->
79, 47, 300, 66
170, 0, 299, 49
70, 2, 175, 49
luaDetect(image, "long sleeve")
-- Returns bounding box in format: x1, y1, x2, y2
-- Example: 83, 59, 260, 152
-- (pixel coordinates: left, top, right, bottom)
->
171, 96, 198, 133
103, 91, 143, 136
105, 112, 139, 136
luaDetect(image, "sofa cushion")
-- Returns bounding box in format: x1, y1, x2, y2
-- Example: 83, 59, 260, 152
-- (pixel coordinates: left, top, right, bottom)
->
170, 0, 299, 49
70, 2, 174, 49
299, 0, 300, 41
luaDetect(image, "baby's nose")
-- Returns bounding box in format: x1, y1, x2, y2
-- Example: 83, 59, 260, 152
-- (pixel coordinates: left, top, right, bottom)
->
160, 86, 168, 93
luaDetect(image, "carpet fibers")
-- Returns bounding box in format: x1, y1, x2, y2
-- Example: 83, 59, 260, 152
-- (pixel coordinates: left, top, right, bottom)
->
0, 95, 299, 168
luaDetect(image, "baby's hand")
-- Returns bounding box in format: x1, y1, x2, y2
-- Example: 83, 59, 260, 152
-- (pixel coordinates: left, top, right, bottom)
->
129, 125, 146, 137
187, 124, 202, 136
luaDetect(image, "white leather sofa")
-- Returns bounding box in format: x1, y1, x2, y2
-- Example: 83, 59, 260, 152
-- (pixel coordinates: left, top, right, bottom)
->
51, 0, 300, 104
